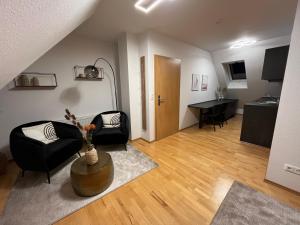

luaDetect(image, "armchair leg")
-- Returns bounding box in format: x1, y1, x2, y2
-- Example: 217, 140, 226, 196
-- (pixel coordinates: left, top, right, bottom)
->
46, 171, 50, 184
213, 119, 216, 132
124, 144, 127, 151
21, 170, 25, 177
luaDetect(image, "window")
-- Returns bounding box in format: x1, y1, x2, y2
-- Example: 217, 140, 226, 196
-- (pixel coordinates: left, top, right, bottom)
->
222, 60, 248, 89
228, 61, 246, 80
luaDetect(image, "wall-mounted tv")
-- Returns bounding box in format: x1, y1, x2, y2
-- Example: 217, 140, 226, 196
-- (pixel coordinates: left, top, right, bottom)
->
262, 45, 289, 81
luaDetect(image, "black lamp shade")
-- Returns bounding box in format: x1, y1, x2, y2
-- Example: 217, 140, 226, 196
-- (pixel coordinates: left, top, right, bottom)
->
84, 65, 99, 78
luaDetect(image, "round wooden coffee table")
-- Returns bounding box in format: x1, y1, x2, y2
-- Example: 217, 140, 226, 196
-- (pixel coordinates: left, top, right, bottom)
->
71, 151, 114, 197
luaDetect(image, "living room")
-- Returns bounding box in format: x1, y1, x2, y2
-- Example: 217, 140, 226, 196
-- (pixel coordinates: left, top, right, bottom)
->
1, 0, 300, 224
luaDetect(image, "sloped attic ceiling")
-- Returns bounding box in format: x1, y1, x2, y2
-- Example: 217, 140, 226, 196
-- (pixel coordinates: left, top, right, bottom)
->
0, 0, 102, 89
75, 0, 297, 51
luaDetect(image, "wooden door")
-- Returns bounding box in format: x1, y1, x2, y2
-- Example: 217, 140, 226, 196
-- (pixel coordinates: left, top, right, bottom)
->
155, 55, 181, 140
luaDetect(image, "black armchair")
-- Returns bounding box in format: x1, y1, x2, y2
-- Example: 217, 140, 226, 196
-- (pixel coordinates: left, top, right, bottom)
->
91, 111, 129, 150
10, 121, 83, 183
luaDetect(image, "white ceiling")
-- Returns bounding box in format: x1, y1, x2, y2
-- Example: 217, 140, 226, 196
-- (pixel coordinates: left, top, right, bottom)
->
0, 0, 100, 89
75, 0, 298, 51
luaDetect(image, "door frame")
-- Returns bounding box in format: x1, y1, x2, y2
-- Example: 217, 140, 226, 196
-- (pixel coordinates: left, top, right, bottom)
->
154, 54, 181, 140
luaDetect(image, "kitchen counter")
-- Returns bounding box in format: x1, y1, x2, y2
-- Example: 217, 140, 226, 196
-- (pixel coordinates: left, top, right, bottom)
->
240, 97, 279, 148
244, 97, 279, 107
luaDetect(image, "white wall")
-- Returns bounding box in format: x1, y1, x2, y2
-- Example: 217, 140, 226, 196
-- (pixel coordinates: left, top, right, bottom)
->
212, 36, 290, 110
0, 0, 100, 89
266, 2, 300, 192
117, 33, 142, 140
126, 34, 143, 140
0, 34, 117, 156
138, 34, 151, 140
145, 32, 219, 141
117, 31, 219, 142
117, 34, 131, 134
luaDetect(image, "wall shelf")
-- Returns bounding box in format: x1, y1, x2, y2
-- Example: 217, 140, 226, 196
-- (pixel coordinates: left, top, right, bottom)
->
11, 86, 57, 90
74, 65, 104, 81
75, 77, 103, 81
13, 73, 57, 89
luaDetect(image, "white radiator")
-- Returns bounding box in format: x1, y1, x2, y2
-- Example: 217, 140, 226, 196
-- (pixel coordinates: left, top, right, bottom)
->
60, 114, 95, 126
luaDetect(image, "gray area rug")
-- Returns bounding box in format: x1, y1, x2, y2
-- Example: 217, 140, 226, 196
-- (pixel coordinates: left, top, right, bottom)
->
211, 181, 300, 225
0, 145, 158, 225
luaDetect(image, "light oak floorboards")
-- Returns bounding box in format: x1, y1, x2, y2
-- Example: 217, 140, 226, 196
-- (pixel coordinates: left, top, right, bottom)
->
0, 161, 19, 216
1, 116, 300, 224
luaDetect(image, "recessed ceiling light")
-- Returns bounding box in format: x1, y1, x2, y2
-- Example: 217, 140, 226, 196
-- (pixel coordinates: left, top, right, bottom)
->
134, 0, 164, 13
230, 39, 257, 49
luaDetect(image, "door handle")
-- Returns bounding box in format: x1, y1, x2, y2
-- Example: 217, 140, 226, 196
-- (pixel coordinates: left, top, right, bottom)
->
158, 95, 167, 106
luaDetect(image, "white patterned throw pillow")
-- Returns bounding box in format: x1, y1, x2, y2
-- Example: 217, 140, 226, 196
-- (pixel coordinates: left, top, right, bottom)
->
101, 113, 121, 128
22, 122, 59, 144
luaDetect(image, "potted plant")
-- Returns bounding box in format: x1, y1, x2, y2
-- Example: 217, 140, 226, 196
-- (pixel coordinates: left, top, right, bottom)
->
64, 109, 98, 165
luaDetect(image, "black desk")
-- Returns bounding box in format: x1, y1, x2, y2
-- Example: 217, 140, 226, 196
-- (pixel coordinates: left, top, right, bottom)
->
188, 99, 238, 128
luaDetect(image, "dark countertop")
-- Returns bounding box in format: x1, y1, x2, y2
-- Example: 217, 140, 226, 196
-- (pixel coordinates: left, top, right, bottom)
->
244, 97, 279, 108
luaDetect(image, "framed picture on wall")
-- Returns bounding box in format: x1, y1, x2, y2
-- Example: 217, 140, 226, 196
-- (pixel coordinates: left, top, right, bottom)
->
191, 74, 200, 91
201, 75, 208, 91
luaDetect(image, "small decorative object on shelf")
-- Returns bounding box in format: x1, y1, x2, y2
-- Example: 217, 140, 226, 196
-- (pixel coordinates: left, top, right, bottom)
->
30, 76, 40, 86
64, 109, 98, 165
17, 74, 30, 86
13, 72, 57, 89
74, 65, 104, 81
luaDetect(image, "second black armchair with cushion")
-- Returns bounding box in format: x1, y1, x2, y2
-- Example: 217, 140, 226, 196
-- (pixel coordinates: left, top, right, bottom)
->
91, 111, 129, 150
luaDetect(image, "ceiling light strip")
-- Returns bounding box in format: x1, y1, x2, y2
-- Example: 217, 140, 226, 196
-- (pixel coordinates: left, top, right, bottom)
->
135, 0, 164, 13
230, 40, 257, 49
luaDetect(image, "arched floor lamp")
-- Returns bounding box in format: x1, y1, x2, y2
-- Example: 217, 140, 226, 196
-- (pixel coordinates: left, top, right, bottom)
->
84, 58, 118, 110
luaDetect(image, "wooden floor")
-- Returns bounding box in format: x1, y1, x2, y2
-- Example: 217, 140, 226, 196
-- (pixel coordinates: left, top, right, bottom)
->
1, 116, 300, 224
0, 161, 19, 217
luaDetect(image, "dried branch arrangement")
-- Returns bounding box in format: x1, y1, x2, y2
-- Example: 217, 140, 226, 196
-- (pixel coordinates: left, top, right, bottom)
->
64, 109, 96, 150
